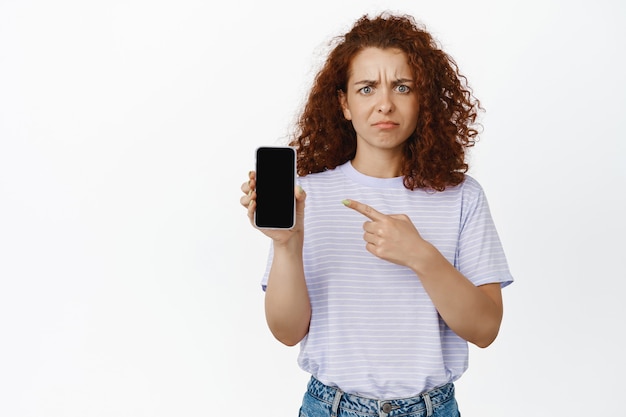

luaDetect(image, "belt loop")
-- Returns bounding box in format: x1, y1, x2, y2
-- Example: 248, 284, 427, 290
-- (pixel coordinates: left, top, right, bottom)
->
331, 387, 344, 417
422, 391, 433, 417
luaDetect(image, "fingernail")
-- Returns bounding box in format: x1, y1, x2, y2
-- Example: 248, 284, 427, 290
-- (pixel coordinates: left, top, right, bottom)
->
298, 186, 304, 194
248, 189, 253, 196
342, 199, 350, 206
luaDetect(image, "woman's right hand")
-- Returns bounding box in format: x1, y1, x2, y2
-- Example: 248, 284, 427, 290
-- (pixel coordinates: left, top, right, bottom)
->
242, 171, 310, 346
240, 171, 306, 245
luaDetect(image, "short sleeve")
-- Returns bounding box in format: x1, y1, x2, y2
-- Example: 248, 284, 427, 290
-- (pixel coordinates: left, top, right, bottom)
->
456, 178, 514, 288
260, 242, 273, 291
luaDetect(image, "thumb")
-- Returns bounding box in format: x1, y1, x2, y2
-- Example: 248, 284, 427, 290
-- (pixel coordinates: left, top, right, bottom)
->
295, 185, 306, 213
296, 185, 306, 214
293, 186, 307, 231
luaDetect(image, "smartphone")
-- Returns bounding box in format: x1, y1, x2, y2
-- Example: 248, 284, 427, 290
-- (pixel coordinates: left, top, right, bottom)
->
254, 146, 297, 229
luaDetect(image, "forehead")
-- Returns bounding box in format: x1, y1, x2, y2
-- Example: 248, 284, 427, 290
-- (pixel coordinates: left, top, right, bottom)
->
348, 47, 412, 78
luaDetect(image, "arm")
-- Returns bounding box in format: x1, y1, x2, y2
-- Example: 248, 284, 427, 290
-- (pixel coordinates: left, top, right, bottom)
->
241, 173, 311, 346
264, 238, 311, 346
342, 199, 503, 348
409, 244, 502, 348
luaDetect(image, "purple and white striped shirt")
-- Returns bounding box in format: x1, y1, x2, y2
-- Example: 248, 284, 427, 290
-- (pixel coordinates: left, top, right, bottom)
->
261, 161, 513, 399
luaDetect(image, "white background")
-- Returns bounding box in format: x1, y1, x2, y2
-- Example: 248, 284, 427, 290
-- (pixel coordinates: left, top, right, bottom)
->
1, 0, 625, 416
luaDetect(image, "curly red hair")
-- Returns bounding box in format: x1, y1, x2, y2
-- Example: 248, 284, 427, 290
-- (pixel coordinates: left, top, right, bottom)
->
289, 13, 482, 191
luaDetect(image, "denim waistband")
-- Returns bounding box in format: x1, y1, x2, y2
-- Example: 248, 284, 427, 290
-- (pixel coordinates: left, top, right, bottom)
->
306, 377, 455, 417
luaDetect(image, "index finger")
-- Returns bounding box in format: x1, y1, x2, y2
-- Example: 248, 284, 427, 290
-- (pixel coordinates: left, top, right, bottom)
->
342, 199, 385, 221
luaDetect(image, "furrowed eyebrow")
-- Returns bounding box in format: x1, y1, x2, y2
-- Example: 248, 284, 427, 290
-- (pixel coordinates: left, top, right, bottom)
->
353, 78, 414, 86
353, 80, 377, 86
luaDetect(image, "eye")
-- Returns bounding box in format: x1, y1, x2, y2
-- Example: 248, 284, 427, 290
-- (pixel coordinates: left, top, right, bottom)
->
395, 84, 411, 94
358, 85, 374, 95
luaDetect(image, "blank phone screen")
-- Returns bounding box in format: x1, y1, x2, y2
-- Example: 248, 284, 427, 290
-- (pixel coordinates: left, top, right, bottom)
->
254, 147, 296, 229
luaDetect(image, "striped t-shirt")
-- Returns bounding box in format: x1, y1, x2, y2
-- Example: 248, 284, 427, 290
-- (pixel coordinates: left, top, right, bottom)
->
261, 161, 513, 399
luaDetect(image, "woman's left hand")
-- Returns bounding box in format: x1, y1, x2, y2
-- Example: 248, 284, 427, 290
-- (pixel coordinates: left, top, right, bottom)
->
342, 199, 433, 270
343, 199, 503, 348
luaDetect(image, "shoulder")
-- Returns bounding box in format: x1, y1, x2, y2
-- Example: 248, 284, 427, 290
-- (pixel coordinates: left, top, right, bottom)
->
456, 175, 495, 224
430, 175, 485, 203
297, 166, 345, 186
459, 174, 482, 191
457, 175, 487, 200
439, 175, 489, 217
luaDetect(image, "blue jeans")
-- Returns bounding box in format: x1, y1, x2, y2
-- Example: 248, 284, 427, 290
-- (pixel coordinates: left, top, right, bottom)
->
299, 377, 460, 417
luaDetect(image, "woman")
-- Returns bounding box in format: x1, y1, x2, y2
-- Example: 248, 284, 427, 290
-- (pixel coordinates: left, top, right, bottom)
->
240, 12, 513, 417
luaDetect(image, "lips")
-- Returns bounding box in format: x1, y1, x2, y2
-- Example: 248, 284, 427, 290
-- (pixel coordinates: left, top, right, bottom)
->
373, 120, 399, 129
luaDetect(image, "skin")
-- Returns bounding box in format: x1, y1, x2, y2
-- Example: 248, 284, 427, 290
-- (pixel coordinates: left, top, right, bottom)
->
338, 47, 419, 178
240, 47, 503, 348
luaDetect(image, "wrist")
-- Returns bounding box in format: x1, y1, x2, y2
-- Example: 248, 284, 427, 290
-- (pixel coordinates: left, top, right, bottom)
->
273, 233, 304, 253
408, 242, 443, 276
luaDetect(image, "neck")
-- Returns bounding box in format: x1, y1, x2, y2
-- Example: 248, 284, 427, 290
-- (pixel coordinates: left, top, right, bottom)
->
351, 151, 403, 178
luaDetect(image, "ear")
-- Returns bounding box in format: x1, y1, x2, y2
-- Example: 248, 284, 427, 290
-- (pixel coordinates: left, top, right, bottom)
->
338, 90, 352, 121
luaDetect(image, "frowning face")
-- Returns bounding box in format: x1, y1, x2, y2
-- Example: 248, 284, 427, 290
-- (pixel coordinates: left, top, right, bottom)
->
339, 47, 419, 156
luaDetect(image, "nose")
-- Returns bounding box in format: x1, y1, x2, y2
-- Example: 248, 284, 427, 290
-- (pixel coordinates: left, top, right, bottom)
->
377, 89, 394, 113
